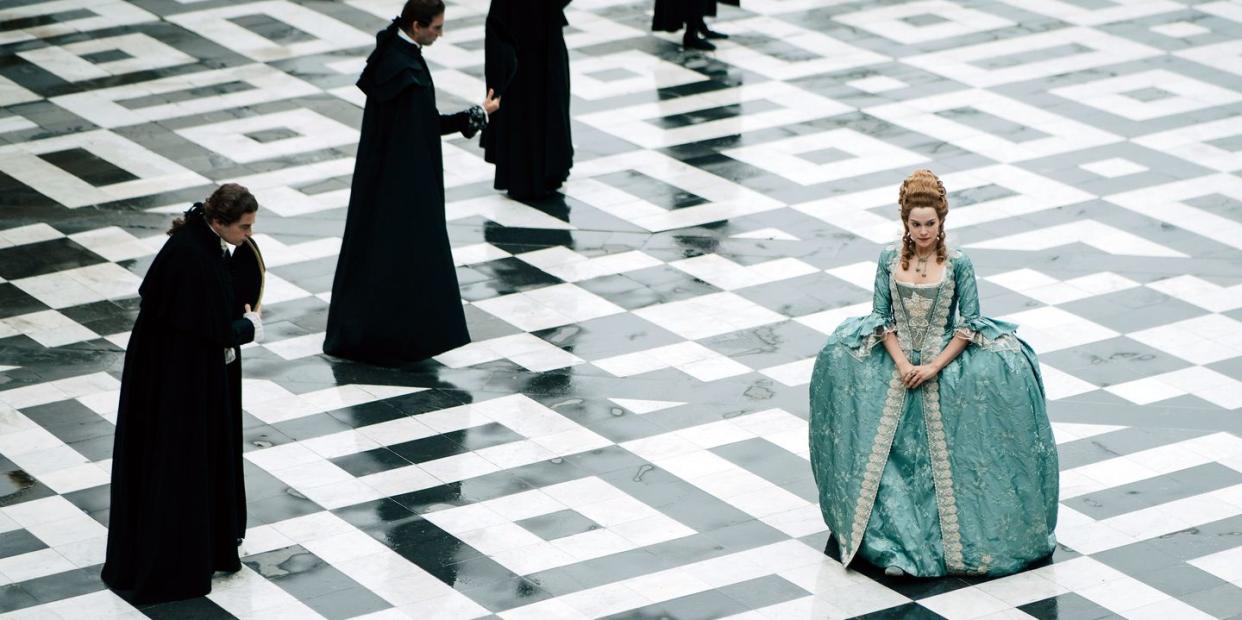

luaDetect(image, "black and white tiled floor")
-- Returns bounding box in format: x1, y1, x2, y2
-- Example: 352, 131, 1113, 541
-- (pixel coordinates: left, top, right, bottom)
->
1, 0, 1242, 618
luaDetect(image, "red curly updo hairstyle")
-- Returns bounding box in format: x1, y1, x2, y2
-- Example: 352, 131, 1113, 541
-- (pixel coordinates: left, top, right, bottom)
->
898, 169, 948, 271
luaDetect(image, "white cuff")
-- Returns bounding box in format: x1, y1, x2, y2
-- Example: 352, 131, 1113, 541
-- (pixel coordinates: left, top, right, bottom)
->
224, 348, 236, 364
244, 312, 264, 343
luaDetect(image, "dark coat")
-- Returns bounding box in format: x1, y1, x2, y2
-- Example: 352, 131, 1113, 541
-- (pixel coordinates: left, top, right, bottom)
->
101, 205, 254, 603
652, 0, 738, 31
324, 22, 477, 363
482, 0, 574, 199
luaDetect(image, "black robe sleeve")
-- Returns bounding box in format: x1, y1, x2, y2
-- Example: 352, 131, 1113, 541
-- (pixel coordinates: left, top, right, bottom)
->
139, 233, 254, 349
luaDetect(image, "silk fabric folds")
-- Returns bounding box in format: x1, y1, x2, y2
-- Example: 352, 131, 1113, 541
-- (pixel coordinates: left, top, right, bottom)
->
809, 247, 1058, 576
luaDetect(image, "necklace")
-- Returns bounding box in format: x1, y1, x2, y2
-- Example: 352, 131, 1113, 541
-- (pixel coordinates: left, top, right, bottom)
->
913, 252, 932, 277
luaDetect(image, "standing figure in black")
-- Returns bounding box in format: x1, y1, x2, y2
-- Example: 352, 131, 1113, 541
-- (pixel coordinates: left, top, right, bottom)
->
653, 0, 736, 50
324, 0, 501, 364
482, 0, 573, 200
102, 184, 264, 603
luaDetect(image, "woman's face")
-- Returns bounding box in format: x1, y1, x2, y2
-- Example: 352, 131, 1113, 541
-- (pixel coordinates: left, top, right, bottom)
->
906, 207, 940, 252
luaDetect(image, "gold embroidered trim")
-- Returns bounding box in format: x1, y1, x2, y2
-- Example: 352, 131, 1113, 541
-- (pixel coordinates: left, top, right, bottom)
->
841, 369, 906, 567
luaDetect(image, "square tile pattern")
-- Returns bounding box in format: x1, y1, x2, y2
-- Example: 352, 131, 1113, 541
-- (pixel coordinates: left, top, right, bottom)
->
0, 0, 1240, 618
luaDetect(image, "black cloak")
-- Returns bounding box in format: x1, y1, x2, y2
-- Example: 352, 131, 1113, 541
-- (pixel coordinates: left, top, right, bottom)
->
652, 0, 738, 32
101, 205, 255, 603
482, 0, 574, 199
324, 21, 484, 364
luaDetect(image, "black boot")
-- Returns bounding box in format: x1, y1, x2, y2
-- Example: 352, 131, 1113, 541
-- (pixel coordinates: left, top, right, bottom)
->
683, 30, 716, 50
700, 24, 729, 39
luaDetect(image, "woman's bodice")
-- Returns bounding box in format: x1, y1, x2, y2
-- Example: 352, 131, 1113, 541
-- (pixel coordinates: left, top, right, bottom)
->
895, 280, 941, 344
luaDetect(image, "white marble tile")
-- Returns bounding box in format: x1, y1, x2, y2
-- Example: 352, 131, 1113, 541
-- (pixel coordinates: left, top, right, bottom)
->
176, 108, 356, 164
1147, 275, 1242, 313
836, 1, 1014, 43
594, 341, 750, 381
998, 0, 1183, 25
18, 33, 194, 82
473, 283, 623, 331
1134, 117, 1242, 173
435, 333, 584, 372
1052, 69, 1242, 121
869, 88, 1120, 163
796, 164, 1092, 243
670, 254, 818, 290
1108, 173, 1242, 250
607, 398, 684, 415
1188, 545, 1242, 585
516, 247, 662, 282
903, 27, 1160, 87
0, 310, 99, 348
996, 306, 1118, 353
1127, 313, 1242, 365
564, 150, 785, 232
447, 194, 577, 230
0, 1, 157, 46
67, 227, 157, 262
730, 227, 800, 241
633, 291, 787, 340
724, 128, 929, 186
709, 16, 888, 79
0, 223, 63, 249
0, 130, 208, 208
12, 263, 142, 310
571, 50, 707, 100
577, 82, 851, 149
759, 358, 815, 387
966, 220, 1186, 257
51, 64, 320, 129
1079, 157, 1148, 178
166, 0, 371, 62
1151, 21, 1210, 38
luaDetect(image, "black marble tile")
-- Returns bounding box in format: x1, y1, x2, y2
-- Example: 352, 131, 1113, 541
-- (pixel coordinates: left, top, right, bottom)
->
851, 603, 947, 619
515, 509, 601, 541
0, 238, 102, 280
245, 489, 323, 526
1183, 583, 1242, 619
20, 566, 105, 603
602, 587, 747, 620
139, 596, 236, 619
0, 584, 39, 614
389, 423, 525, 465
63, 482, 111, 524
301, 586, 392, 620
717, 574, 810, 610
39, 147, 139, 186
0, 468, 57, 508
0, 529, 47, 560
1019, 593, 1122, 620
1064, 462, 1242, 520
0, 284, 45, 319
331, 447, 413, 478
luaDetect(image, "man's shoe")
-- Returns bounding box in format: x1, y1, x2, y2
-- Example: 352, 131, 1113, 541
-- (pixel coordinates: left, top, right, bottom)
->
683, 33, 716, 51
701, 27, 729, 39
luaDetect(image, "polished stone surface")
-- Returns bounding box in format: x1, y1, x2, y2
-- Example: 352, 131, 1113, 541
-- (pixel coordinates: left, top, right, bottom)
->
1, 0, 1241, 618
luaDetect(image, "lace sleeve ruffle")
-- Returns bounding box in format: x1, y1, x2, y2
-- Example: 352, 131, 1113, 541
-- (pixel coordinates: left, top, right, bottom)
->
955, 317, 1020, 351
835, 313, 895, 358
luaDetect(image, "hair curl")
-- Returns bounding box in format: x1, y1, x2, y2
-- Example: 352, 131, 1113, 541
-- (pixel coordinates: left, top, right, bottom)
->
898, 169, 948, 271
168, 183, 259, 235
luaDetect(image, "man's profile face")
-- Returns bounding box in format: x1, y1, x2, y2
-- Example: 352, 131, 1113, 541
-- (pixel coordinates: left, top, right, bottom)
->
412, 13, 445, 46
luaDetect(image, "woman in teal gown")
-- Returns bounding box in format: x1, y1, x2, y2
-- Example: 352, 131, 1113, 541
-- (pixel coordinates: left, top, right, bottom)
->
809, 169, 1058, 577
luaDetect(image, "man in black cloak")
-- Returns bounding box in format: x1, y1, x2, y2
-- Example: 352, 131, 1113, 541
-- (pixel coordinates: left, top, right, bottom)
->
482, 0, 573, 200
324, 0, 501, 364
653, 0, 737, 50
102, 184, 263, 603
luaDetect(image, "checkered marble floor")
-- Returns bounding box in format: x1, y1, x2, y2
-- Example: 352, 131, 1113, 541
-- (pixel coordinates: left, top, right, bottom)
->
1, 0, 1241, 618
